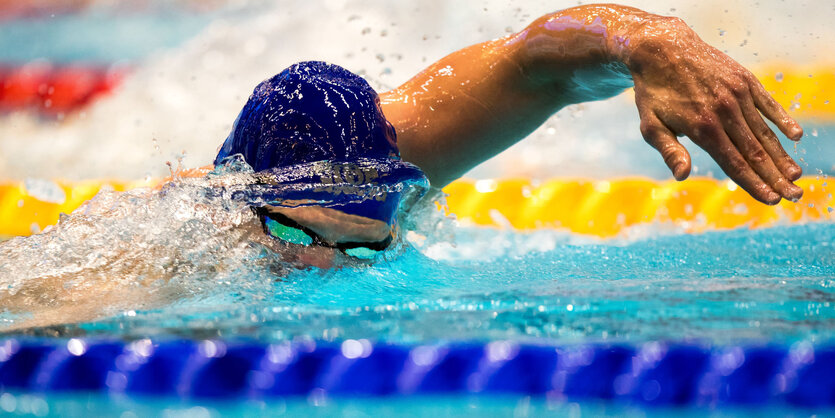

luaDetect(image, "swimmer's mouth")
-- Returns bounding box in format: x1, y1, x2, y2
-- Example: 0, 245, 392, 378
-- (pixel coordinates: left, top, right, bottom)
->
254, 207, 391, 259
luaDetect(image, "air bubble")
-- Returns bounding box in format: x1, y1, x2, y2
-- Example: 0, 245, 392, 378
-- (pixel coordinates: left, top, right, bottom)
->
775, 72, 784, 82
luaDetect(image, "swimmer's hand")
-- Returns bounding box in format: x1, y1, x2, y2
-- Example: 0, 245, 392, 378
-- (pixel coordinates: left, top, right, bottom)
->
384, 4, 803, 204
619, 17, 804, 204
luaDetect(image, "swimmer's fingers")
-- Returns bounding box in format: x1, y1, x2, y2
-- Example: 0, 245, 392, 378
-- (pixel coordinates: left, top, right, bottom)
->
639, 112, 691, 180
749, 75, 804, 141
738, 94, 803, 182
692, 118, 782, 205
720, 91, 803, 202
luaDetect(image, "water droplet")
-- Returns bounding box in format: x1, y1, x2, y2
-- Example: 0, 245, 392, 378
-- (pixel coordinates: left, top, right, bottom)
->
775, 72, 784, 82
811, 129, 818, 137
67, 339, 86, 356
718, 29, 726, 36
23, 178, 66, 204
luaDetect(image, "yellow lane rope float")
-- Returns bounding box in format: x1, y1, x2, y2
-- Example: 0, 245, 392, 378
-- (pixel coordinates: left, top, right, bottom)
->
0, 177, 831, 239
756, 66, 835, 121
443, 177, 832, 236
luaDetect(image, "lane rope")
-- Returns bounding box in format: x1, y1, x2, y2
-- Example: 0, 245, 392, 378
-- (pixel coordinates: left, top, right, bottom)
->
0, 62, 833, 120
0, 176, 831, 238
0, 338, 831, 406
0, 63, 126, 116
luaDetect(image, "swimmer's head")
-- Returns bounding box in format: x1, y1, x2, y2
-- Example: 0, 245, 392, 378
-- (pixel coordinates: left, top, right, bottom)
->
215, 61, 427, 253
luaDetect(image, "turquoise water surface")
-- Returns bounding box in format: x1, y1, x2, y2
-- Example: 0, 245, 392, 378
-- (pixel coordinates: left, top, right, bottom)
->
3, 180, 830, 346
0, 392, 825, 417
74, 222, 835, 345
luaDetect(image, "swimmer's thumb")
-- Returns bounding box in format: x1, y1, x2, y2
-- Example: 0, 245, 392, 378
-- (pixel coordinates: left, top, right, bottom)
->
640, 117, 691, 181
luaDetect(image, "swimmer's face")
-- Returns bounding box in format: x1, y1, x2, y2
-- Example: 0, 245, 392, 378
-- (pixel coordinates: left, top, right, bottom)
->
259, 205, 392, 268
266, 206, 391, 244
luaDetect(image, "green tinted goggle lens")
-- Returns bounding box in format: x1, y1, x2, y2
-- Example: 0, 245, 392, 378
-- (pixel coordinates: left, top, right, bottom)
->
342, 246, 379, 260
263, 216, 313, 246
258, 208, 389, 259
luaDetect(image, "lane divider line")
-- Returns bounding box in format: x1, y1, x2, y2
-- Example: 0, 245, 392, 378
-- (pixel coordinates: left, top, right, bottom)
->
0, 176, 831, 238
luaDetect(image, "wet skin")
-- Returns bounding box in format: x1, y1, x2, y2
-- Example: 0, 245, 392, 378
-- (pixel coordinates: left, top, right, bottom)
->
381, 4, 804, 205
177, 5, 805, 251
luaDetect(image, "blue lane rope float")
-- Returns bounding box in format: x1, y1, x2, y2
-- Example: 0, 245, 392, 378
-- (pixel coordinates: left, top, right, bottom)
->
0, 339, 833, 407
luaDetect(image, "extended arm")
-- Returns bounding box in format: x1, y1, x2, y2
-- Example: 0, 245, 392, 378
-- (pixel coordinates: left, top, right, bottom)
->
381, 4, 803, 204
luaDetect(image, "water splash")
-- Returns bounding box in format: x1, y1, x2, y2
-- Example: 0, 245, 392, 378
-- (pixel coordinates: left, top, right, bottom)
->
0, 157, 428, 331
22, 179, 66, 204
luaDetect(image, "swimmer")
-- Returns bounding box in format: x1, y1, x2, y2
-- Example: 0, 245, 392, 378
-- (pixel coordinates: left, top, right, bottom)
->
0, 4, 805, 331
219, 4, 803, 267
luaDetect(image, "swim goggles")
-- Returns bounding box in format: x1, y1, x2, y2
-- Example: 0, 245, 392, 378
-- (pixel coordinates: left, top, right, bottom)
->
254, 207, 392, 259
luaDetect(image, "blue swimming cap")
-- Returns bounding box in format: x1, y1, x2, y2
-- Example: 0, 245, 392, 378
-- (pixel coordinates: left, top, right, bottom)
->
214, 61, 427, 225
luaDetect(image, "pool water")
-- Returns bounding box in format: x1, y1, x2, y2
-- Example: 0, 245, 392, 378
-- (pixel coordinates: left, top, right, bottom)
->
1, 171, 832, 345
59, 222, 835, 344
1, 391, 825, 417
